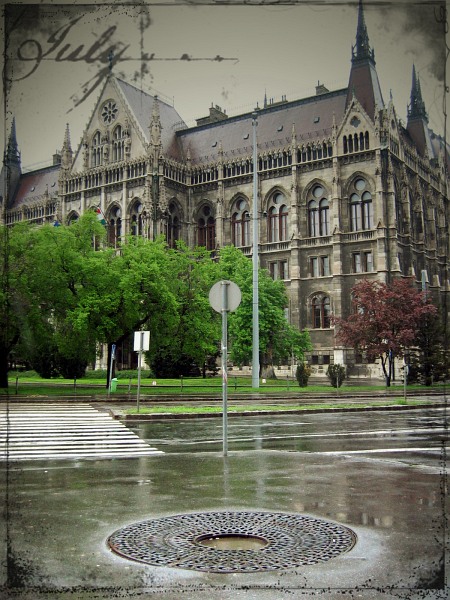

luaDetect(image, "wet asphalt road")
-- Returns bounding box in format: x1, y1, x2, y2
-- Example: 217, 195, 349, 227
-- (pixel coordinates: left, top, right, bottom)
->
1, 405, 448, 599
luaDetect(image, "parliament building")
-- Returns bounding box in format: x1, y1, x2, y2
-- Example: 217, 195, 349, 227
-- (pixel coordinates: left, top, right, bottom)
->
2, 2, 449, 378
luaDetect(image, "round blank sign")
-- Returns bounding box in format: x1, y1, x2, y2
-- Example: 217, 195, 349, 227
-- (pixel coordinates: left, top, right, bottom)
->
209, 280, 242, 313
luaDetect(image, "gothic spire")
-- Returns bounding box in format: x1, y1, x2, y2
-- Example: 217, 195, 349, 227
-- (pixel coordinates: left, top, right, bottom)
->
406, 64, 432, 157
5, 118, 20, 166
346, 0, 383, 118
352, 0, 375, 63
408, 65, 428, 121
61, 123, 73, 170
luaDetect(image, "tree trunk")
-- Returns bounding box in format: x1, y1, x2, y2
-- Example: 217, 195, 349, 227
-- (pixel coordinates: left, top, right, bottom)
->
381, 353, 391, 387
261, 365, 277, 380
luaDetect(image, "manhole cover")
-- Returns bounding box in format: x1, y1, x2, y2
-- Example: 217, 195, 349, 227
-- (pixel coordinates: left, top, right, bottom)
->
107, 511, 357, 573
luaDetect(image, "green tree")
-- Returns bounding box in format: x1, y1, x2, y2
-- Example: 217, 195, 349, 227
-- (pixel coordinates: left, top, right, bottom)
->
333, 278, 437, 386
148, 242, 221, 377
13, 214, 106, 379
218, 246, 312, 377
0, 223, 32, 387
69, 232, 178, 386
408, 312, 447, 385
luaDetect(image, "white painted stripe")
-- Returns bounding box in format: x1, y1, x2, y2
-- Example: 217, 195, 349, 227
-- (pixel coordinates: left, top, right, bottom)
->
0, 403, 162, 461
315, 447, 442, 455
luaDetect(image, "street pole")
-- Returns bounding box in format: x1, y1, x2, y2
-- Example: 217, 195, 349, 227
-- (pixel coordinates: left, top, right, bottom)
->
252, 111, 260, 389
108, 343, 116, 397
209, 280, 241, 458
221, 281, 229, 456
136, 332, 143, 413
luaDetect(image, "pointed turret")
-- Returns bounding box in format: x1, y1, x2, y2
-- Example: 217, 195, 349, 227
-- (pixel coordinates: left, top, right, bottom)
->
61, 123, 73, 170
149, 96, 162, 167
2, 119, 22, 208
408, 65, 428, 121
149, 96, 162, 148
5, 118, 21, 167
346, 0, 384, 119
407, 65, 433, 157
353, 0, 374, 62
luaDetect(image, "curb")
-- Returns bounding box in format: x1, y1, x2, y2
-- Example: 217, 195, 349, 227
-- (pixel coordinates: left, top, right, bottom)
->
112, 401, 447, 421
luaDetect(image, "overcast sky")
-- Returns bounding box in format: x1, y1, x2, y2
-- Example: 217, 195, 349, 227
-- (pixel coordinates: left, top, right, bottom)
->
2, 0, 447, 171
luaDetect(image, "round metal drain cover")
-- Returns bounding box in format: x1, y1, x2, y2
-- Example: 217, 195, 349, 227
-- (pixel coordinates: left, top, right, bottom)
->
107, 511, 357, 573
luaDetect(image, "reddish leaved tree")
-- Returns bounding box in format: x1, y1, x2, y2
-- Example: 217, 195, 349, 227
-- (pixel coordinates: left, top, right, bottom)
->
333, 278, 437, 386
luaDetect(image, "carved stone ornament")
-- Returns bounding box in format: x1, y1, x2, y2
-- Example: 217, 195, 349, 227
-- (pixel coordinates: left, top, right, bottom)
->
159, 179, 168, 213
82, 135, 89, 168
125, 138, 131, 158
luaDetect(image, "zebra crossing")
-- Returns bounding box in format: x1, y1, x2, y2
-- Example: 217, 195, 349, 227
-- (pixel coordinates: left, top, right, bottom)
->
0, 402, 163, 460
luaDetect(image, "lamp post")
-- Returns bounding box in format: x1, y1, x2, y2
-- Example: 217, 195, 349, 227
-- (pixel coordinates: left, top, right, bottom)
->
252, 111, 260, 388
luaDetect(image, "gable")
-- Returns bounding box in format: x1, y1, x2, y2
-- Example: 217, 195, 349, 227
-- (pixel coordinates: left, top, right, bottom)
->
337, 96, 377, 155
71, 77, 186, 172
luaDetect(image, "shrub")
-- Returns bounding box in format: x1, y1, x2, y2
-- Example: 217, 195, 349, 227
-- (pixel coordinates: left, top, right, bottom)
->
117, 369, 154, 379
85, 369, 108, 379
326, 364, 346, 388
9, 370, 39, 379
57, 356, 88, 379
296, 363, 311, 387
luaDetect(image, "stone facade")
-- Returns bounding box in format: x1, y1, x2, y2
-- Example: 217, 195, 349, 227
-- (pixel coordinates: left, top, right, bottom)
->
2, 2, 448, 378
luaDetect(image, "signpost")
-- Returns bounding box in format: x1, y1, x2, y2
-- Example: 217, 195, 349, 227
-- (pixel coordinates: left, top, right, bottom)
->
209, 280, 241, 456
108, 343, 116, 396
134, 331, 150, 412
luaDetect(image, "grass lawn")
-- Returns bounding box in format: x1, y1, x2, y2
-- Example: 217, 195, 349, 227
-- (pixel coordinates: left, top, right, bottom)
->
123, 398, 432, 416
2, 374, 444, 398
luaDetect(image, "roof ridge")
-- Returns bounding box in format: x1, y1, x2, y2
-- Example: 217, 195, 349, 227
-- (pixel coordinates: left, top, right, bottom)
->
179, 88, 348, 136
115, 77, 174, 108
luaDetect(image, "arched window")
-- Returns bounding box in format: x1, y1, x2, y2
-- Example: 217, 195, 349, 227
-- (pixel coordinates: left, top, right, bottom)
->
308, 200, 319, 236
319, 199, 329, 235
91, 132, 102, 167
267, 192, 288, 242
231, 198, 250, 247
67, 213, 79, 226
279, 204, 288, 240
113, 125, 125, 162
167, 201, 181, 248
197, 205, 215, 250
108, 206, 122, 247
350, 178, 373, 231
129, 201, 143, 236
311, 295, 331, 329
308, 185, 329, 236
